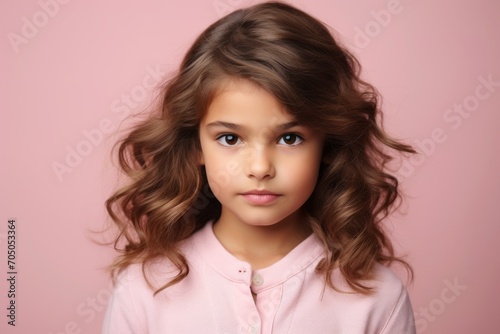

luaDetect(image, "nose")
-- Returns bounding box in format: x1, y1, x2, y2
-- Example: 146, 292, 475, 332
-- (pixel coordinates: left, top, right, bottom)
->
245, 146, 275, 180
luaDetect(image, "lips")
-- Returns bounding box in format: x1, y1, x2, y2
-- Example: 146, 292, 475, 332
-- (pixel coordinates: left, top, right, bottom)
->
240, 190, 281, 205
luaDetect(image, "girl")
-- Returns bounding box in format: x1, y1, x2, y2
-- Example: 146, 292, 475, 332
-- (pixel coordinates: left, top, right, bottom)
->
103, 2, 416, 333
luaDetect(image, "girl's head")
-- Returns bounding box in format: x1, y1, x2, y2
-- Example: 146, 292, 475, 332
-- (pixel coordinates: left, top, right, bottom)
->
107, 1, 414, 293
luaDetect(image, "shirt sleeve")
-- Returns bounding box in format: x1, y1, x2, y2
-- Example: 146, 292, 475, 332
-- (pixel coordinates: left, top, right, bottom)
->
101, 270, 147, 334
380, 285, 416, 334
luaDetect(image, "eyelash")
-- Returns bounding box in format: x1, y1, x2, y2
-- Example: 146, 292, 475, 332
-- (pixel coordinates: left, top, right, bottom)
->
278, 133, 304, 146
216, 133, 304, 147
216, 134, 242, 146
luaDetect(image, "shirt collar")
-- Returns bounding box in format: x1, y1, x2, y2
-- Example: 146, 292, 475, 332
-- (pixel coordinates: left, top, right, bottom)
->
192, 221, 325, 291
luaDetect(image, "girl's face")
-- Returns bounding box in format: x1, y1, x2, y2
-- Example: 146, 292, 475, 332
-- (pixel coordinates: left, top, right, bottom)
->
199, 79, 324, 229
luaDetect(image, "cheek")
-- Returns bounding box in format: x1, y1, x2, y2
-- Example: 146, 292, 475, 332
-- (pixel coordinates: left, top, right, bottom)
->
283, 155, 322, 190
204, 152, 243, 196
298, 164, 320, 188
205, 163, 229, 196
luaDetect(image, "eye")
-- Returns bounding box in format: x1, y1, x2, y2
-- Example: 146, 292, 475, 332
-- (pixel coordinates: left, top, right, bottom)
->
278, 133, 303, 146
217, 134, 242, 146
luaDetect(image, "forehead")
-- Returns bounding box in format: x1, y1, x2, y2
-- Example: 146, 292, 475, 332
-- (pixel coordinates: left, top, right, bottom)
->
201, 79, 295, 128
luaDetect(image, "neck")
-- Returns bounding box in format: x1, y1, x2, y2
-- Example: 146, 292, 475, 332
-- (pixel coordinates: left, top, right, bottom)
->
212, 211, 311, 269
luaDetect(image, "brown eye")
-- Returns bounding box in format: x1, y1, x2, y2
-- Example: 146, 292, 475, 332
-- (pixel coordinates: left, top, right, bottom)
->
279, 133, 303, 146
217, 134, 241, 146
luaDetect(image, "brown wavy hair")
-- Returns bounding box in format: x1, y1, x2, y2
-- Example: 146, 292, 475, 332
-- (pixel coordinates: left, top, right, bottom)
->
106, 1, 415, 295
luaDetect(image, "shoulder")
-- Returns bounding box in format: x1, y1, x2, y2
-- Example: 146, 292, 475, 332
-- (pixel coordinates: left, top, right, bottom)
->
371, 263, 408, 299
324, 264, 415, 332
111, 263, 157, 306
114, 262, 149, 289
104, 258, 187, 330
328, 263, 408, 299
347, 263, 412, 315
103, 264, 152, 334
103, 230, 206, 333
113, 250, 194, 295
367, 264, 416, 333
111, 227, 204, 296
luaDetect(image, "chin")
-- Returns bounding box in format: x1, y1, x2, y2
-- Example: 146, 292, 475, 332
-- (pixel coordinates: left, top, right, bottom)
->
242, 219, 279, 227
239, 214, 293, 228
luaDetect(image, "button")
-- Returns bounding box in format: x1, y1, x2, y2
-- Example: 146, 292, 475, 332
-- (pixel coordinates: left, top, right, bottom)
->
252, 274, 263, 286
250, 324, 259, 333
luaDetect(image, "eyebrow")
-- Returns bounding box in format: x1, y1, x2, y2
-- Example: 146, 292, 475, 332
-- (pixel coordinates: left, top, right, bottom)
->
206, 121, 300, 131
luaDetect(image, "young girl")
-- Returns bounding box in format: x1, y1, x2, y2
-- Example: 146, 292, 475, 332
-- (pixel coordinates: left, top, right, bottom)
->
103, 2, 416, 333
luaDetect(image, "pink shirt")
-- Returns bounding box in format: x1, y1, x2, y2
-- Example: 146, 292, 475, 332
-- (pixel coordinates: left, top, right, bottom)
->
103, 222, 415, 333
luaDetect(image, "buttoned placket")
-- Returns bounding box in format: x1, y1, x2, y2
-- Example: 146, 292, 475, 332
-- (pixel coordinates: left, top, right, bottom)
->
194, 222, 324, 334
233, 265, 263, 334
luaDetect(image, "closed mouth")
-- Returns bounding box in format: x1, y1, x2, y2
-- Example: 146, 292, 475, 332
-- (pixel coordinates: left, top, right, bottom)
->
241, 189, 280, 196
240, 190, 281, 205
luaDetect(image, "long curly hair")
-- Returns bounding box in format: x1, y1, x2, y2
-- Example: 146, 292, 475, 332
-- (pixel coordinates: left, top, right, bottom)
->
106, 1, 415, 295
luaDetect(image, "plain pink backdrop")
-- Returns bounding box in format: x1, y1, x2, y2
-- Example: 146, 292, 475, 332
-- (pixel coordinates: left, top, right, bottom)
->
1, 0, 499, 333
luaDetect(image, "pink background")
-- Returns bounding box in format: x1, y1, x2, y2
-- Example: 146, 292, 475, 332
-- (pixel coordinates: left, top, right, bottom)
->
1, 0, 499, 333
